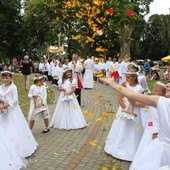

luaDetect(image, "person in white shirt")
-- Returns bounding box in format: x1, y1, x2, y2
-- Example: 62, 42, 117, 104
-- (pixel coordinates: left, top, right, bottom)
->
28, 75, 50, 133
93, 59, 102, 82
38, 58, 45, 74
83, 56, 94, 89
106, 57, 114, 77
118, 54, 131, 85
51, 60, 59, 86
62, 57, 69, 70
68, 53, 83, 106
44, 59, 50, 81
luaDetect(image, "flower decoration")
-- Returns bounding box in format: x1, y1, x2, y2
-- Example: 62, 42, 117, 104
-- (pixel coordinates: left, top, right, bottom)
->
66, 1, 72, 7
72, 104, 78, 109
102, 112, 109, 119
144, 108, 149, 112
136, 125, 142, 131
108, 8, 114, 15
126, 9, 134, 17
72, 34, 82, 40
93, 0, 102, 7
148, 121, 153, 127
89, 140, 97, 146
96, 117, 103, 123
96, 29, 104, 36
96, 46, 107, 52
85, 36, 95, 43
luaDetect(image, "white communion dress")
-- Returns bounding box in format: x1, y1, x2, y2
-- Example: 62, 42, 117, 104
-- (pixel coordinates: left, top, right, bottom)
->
104, 83, 144, 161
0, 126, 27, 170
129, 97, 170, 170
130, 106, 159, 169
50, 78, 87, 130
0, 83, 38, 158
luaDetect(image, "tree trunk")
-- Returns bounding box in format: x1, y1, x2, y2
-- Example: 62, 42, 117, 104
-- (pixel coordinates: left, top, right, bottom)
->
120, 40, 131, 59
120, 25, 134, 59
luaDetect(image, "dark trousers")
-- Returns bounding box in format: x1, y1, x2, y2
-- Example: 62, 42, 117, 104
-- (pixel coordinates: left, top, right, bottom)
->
75, 88, 81, 106
52, 79, 58, 86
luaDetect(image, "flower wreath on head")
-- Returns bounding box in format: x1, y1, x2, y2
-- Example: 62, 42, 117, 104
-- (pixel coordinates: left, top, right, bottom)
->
1, 71, 14, 75
125, 70, 138, 75
156, 81, 166, 88
63, 68, 73, 73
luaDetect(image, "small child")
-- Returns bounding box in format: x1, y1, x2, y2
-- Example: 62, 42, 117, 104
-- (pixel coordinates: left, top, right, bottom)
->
50, 69, 87, 130
0, 71, 38, 157
104, 68, 144, 161
28, 74, 50, 133
130, 81, 166, 170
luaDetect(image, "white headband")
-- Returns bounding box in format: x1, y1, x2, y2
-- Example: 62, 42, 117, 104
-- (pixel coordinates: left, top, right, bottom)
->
38, 75, 46, 80
156, 81, 166, 88
128, 62, 141, 72
33, 75, 39, 81
125, 70, 138, 75
63, 68, 72, 73
1, 71, 14, 75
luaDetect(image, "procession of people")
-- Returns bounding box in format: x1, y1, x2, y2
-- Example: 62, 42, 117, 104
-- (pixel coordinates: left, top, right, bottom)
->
0, 53, 170, 170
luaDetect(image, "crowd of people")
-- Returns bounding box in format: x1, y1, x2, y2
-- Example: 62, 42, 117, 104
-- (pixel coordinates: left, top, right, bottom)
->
0, 53, 170, 170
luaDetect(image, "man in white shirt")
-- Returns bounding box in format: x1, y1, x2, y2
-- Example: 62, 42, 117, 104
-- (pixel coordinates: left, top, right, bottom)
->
68, 53, 83, 106
83, 56, 94, 89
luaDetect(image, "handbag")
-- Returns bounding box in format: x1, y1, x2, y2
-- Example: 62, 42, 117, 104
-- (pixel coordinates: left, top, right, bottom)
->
61, 94, 73, 101
34, 96, 47, 114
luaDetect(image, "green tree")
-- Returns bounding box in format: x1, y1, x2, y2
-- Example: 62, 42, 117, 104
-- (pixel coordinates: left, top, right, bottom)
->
52, 0, 153, 59
23, 0, 57, 59
140, 14, 170, 60
0, 0, 22, 61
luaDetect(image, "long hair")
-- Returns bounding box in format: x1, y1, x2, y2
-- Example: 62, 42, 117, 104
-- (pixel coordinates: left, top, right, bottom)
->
62, 70, 73, 84
125, 70, 138, 84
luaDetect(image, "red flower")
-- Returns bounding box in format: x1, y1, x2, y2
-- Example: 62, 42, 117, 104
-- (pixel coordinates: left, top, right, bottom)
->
111, 71, 119, 80
108, 8, 114, 14
148, 121, 153, 127
126, 9, 133, 17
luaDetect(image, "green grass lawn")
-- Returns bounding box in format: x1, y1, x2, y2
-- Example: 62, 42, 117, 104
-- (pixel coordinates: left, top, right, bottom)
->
0, 74, 55, 117
147, 79, 157, 92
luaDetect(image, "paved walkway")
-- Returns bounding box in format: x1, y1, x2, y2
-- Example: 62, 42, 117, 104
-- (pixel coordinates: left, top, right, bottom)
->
26, 82, 131, 170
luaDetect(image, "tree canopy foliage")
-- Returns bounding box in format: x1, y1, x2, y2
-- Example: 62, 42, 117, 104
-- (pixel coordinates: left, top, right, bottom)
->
140, 14, 170, 60
1, 0, 170, 62
0, 0, 22, 61
51, 0, 153, 59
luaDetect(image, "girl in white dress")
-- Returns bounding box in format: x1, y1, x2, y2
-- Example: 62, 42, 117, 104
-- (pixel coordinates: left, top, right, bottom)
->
127, 63, 150, 94
50, 69, 87, 130
100, 78, 170, 170
0, 126, 27, 170
127, 63, 151, 128
0, 71, 38, 158
28, 75, 50, 133
104, 69, 144, 161
130, 81, 166, 169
